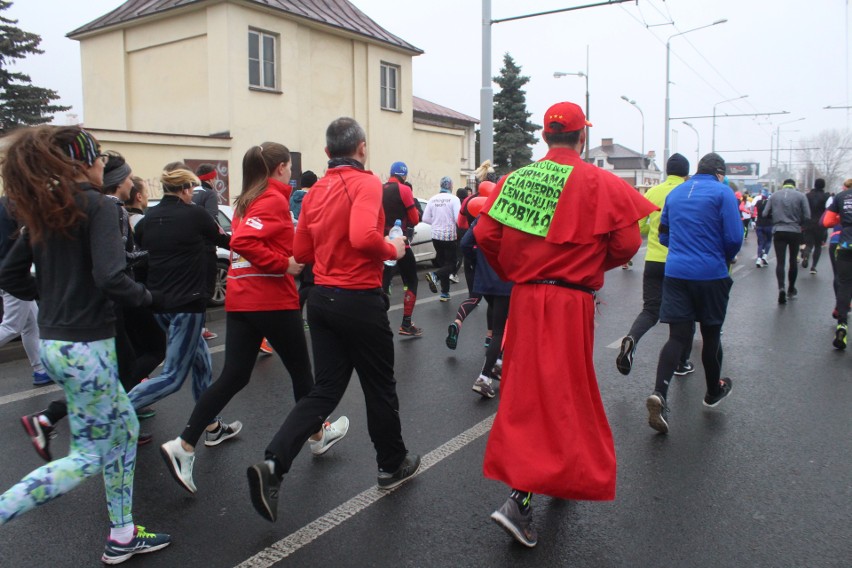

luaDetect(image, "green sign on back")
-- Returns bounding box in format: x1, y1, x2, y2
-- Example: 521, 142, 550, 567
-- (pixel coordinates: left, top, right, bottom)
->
488, 160, 573, 237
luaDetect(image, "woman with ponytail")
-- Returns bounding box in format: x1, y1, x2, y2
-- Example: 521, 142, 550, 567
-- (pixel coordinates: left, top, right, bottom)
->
160, 142, 349, 495
0, 126, 170, 564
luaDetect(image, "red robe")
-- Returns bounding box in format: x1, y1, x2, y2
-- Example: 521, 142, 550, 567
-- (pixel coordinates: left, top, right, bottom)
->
474, 147, 657, 500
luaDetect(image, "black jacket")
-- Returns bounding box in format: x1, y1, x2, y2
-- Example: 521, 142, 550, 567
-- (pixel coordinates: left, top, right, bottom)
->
0, 185, 152, 342
135, 194, 230, 312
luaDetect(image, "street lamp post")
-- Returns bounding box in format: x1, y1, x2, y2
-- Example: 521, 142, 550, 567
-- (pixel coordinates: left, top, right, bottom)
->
620, 95, 645, 184
554, 63, 590, 161
772, 117, 805, 190
682, 120, 700, 166
712, 94, 748, 152
665, 19, 728, 163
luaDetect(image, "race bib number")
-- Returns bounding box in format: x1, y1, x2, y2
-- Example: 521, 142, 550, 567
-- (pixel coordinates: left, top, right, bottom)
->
488, 160, 572, 237
230, 251, 251, 269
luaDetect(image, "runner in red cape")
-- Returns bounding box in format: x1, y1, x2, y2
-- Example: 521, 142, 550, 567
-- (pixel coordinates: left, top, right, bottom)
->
473, 101, 657, 547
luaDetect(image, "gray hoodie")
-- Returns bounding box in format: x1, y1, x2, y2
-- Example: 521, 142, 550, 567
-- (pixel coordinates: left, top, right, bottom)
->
763, 186, 810, 233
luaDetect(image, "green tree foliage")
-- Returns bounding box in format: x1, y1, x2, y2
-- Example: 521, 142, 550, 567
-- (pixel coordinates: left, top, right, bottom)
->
0, 1, 69, 134
492, 53, 540, 175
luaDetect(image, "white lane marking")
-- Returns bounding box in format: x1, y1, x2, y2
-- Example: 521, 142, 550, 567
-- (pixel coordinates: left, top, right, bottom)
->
0, 384, 62, 406
0, 344, 228, 408
235, 413, 496, 568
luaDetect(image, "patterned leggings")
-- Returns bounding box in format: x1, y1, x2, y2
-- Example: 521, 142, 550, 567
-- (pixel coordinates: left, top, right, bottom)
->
0, 339, 138, 528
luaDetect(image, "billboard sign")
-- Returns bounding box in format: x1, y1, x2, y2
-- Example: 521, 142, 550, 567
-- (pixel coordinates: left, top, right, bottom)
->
725, 162, 759, 177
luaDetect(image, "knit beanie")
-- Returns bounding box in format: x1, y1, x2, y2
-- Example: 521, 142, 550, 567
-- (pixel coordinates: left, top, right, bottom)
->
666, 153, 689, 177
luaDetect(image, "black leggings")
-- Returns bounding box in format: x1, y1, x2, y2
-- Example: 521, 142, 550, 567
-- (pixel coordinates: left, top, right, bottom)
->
655, 322, 723, 399
803, 227, 827, 269
481, 295, 509, 378
835, 250, 852, 325
382, 247, 418, 296
180, 309, 314, 446
773, 231, 803, 291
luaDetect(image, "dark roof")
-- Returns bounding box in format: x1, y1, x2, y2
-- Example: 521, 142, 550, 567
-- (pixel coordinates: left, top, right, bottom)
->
587, 141, 650, 170
413, 96, 478, 125
68, 0, 423, 54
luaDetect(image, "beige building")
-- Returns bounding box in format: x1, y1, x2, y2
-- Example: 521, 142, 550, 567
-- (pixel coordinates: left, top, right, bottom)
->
586, 138, 662, 191
69, 0, 477, 202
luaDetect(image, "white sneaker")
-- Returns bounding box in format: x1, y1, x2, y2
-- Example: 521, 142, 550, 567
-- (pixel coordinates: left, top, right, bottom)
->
310, 416, 350, 456
449, 274, 460, 284
160, 438, 197, 494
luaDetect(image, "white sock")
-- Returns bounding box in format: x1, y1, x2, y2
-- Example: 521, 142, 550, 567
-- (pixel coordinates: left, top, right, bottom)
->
265, 459, 277, 476
110, 525, 135, 544
37, 415, 52, 428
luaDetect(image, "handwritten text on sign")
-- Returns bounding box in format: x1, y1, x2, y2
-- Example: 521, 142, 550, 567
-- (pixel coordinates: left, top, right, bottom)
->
488, 160, 573, 237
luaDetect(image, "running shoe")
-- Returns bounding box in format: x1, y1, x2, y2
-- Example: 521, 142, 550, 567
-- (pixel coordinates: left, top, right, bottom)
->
615, 335, 635, 376
787, 287, 798, 300
259, 338, 274, 354
32, 371, 53, 386
138, 432, 153, 446
160, 438, 197, 494
646, 392, 669, 434
491, 497, 537, 548
398, 323, 423, 336
673, 361, 695, 376
204, 419, 243, 447
101, 526, 171, 565
247, 462, 281, 522
755, 258, 762, 268
801, 253, 809, 268
703, 377, 733, 408
449, 273, 460, 283
425, 272, 438, 294
778, 290, 787, 305
833, 323, 848, 350
20, 413, 54, 462
761, 255, 769, 267
484, 336, 492, 349
201, 328, 218, 340
445, 322, 459, 350
472, 375, 496, 399
309, 416, 350, 456
621, 261, 633, 270
377, 452, 421, 490
439, 293, 450, 302
810, 268, 817, 275
136, 407, 156, 420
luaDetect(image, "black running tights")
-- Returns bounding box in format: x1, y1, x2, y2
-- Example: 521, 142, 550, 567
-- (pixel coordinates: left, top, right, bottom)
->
180, 310, 314, 447
655, 322, 723, 399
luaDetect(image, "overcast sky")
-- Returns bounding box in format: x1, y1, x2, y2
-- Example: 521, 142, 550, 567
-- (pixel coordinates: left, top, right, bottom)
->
6, 0, 851, 177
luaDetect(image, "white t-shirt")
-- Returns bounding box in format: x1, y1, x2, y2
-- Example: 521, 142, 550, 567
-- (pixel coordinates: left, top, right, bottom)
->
423, 191, 461, 241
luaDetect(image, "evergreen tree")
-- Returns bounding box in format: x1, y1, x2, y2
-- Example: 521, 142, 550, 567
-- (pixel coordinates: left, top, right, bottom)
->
0, 1, 69, 134
492, 53, 540, 175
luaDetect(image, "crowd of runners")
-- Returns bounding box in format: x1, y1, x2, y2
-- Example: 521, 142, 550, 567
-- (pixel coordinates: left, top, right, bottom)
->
0, 101, 849, 562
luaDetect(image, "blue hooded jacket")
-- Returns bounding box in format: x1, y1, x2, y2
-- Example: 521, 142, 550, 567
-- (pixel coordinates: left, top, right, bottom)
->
659, 174, 743, 280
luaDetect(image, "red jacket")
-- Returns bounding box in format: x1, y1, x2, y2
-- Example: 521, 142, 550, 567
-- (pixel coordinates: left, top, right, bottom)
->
226, 178, 299, 311
294, 165, 396, 289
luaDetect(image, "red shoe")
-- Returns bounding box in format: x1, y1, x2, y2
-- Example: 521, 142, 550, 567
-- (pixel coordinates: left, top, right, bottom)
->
259, 338, 274, 354
202, 329, 218, 341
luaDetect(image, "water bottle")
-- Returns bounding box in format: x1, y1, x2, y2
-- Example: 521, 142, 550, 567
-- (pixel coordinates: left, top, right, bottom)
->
385, 219, 403, 267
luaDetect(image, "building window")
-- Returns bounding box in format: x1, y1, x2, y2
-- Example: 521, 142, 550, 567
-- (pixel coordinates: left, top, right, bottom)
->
380, 62, 400, 110
249, 29, 277, 90
597, 159, 604, 168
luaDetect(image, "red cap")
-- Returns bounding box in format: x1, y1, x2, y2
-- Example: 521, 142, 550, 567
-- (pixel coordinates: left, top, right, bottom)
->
543, 101, 592, 133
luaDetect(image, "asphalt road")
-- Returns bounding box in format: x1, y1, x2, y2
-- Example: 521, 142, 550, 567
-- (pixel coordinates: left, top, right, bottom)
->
0, 248, 849, 567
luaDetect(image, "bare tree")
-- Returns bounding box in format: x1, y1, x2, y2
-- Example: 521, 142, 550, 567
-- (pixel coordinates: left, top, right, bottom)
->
797, 129, 852, 190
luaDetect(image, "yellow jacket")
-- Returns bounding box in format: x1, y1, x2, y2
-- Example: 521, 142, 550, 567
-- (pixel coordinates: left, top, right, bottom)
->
640, 175, 686, 263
